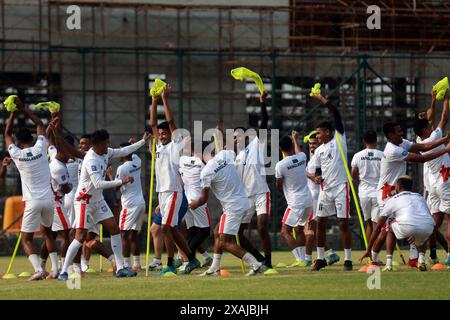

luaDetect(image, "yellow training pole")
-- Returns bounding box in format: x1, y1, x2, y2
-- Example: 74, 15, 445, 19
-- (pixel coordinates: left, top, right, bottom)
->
145, 138, 157, 277
99, 225, 103, 272
2, 232, 22, 279
213, 131, 245, 274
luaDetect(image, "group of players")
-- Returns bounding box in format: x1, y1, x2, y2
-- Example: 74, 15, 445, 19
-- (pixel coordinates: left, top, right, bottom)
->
1, 82, 449, 281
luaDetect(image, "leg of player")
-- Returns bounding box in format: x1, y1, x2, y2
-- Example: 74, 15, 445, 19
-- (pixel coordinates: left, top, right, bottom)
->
281, 223, 306, 267
129, 230, 142, 270
428, 212, 443, 263
22, 232, 47, 280
85, 234, 116, 272
167, 225, 201, 274
220, 234, 263, 276
149, 222, 163, 271
311, 216, 328, 271
417, 242, 428, 271
197, 245, 212, 268
257, 214, 272, 269
446, 214, 450, 266
121, 230, 131, 269
59, 228, 87, 280
365, 219, 373, 247
237, 223, 265, 263
186, 227, 210, 271
383, 230, 396, 271
305, 220, 316, 266
57, 230, 70, 271
42, 225, 59, 279
338, 218, 353, 271
200, 224, 223, 276
81, 242, 92, 272
39, 239, 49, 273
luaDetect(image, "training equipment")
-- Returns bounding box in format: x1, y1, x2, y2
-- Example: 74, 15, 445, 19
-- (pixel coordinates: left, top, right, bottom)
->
34, 101, 61, 112
275, 262, 288, 268
358, 264, 369, 272
99, 225, 103, 272
3, 95, 18, 112
303, 130, 317, 143
397, 244, 407, 265
432, 77, 449, 100
85, 268, 96, 273
18, 271, 32, 278
431, 263, 446, 270
2, 232, 22, 280
309, 83, 321, 97
150, 78, 167, 97
231, 67, 264, 94
264, 268, 279, 275
220, 269, 230, 276
163, 271, 177, 277
145, 138, 157, 277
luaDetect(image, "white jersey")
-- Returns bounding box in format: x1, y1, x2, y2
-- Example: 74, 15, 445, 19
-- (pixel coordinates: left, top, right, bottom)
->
381, 191, 435, 228
235, 136, 270, 196
200, 150, 250, 213
275, 152, 312, 209
154, 137, 183, 193
75, 140, 145, 204
116, 154, 145, 208
48, 146, 70, 204
377, 139, 413, 191
66, 157, 82, 191
351, 148, 383, 198
307, 153, 320, 200
416, 128, 450, 185
314, 131, 348, 190
179, 155, 204, 201
7, 135, 53, 201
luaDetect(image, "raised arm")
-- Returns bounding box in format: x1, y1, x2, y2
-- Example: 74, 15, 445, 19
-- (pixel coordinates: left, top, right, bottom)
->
291, 130, 302, 154
406, 143, 450, 163
437, 90, 450, 131
4, 112, 15, 148
312, 93, 344, 134
161, 85, 177, 134
259, 91, 269, 130
16, 98, 45, 136
409, 134, 450, 153
150, 95, 159, 138
109, 133, 150, 159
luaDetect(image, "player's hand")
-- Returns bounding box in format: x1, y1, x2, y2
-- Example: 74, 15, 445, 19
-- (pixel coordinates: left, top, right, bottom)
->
121, 176, 134, 185
359, 250, 371, 263
162, 84, 172, 99
128, 136, 137, 144
2, 157, 11, 167
311, 93, 328, 105
15, 97, 25, 111
142, 131, 151, 142
106, 166, 113, 180
154, 205, 160, 214
313, 176, 323, 184
418, 111, 427, 120
291, 130, 300, 141
432, 89, 437, 101
51, 111, 60, 119
260, 90, 268, 103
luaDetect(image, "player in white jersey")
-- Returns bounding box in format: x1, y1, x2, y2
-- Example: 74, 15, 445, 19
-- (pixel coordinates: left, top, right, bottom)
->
361, 176, 435, 271
63, 135, 83, 228
351, 130, 383, 250
58, 129, 150, 280
275, 132, 313, 266
310, 92, 353, 271
233, 90, 272, 270
413, 89, 450, 266
4, 97, 57, 281
370, 121, 450, 267
190, 149, 264, 276
178, 141, 212, 272
149, 85, 200, 274
115, 142, 146, 270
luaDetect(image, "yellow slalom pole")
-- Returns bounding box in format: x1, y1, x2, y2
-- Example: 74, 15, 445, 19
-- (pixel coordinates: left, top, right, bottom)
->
2, 232, 22, 279
99, 225, 103, 272
213, 131, 245, 274
145, 138, 157, 277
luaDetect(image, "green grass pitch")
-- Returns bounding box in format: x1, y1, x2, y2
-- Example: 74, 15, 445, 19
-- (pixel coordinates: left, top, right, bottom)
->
0, 250, 449, 300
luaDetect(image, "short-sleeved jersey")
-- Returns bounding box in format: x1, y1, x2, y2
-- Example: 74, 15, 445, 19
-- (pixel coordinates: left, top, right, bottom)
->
381, 191, 435, 228
49, 148, 70, 204
351, 148, 383, 197
116, 154, 145, 208
275, 152, 312, 209
377, 140, 413, 190
200, 150, 250, 213
66, 157, 83, 190
154, 137, 183, 193
307, 153, 320, 199
314, 131, 348, 190
235, 136, 270, 196
179, 155, 204, 201
8, 135, 53, 201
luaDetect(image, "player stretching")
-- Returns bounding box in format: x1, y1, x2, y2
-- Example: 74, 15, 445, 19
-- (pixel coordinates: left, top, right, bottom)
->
190, 149, 263, 276
276, 131, 313, 266
150, 85, 200, 274
361, 176, 435, 271
310, 92, 353, 271
58, 129, 150, 280
5, 97, 57, 280
115, 142, 146, 270
351, 131, 383, 252
414, 90, 450, 265
233, 90, 273, 270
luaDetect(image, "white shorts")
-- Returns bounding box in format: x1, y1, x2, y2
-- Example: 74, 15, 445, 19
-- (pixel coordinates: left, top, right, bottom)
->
119, 203, 146, 231
218, 210, 245, 236
185, 205, 211, 229
282, 206, 313, 228
360, 196, 380, 223
64, 191, 76, 227
242, 192, 271, 224
158, 191, 182, 227
52, 204, 71, 232
428, 178, 450, 214
21, 199, 55, 233
317, 183, 350, 219
73, 199, 114, 230
390, 221, 434, 246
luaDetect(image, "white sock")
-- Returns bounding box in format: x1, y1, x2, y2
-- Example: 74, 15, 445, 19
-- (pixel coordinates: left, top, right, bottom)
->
418, 252, 426, 264
153, 258, 162, 263
371, 250, 379, 262
133, 255, 141, 267
211, 254, 222, 271
298, 247, 306, 262
344, 248, 352, 261
202, 251, 210, 260
40, 258, 47, 271
327, 248, 335, 256
317, 247, 325, 260
81, 255, 89, 269
110, 234, 124, 271
49, 252, 59, 273
386, 255, 393, 267
306, 254, 312, 261
29, 254, 43, 272
61, 239, 82, 273
291, 248, 301, 261
409, 244, 418, 259
124, 257, 131, 268
242, 252, 259, 267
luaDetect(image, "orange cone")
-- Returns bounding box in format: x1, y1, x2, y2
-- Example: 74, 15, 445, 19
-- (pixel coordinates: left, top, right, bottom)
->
358, 264, 370, 272
220, 269, 231, 277
431, 263, 446, 271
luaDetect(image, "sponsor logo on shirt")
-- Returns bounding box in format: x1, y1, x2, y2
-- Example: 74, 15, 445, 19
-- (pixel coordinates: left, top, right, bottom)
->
91, 165, 97, 171
18, 153, 43, 162
401, 150, 408, 157
287, 159, 305, 170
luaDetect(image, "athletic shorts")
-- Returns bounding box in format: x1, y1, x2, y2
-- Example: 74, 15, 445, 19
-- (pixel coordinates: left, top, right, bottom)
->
21, 199, 54, 233
64, 191, 76, 227
185, 205, 211, 229
317, 182, 350, 219
282, 206, 313, 228
154, 191, 188, 228
360, 196, 380, 223
52, 204, 71, 232
218, 210, 246, 236
73, 199, 114, 231
119, 203, 146, 231
390, 221, 434, 246
241, 192, 271, 224
428, 178, 450, 214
